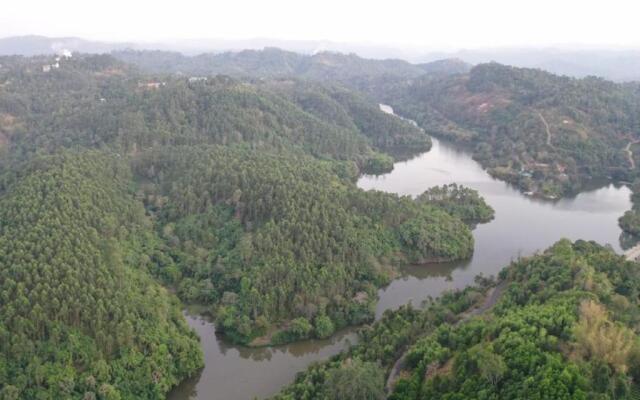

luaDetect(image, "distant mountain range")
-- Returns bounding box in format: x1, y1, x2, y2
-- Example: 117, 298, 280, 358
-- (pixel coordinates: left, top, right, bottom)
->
2, 35, 640, 81
109, 48, 471, 84
420, 47, 640, 82
0, 35, 413, 59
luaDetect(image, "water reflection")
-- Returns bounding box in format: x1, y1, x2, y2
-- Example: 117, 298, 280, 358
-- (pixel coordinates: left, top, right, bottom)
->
168, 311, 356, 400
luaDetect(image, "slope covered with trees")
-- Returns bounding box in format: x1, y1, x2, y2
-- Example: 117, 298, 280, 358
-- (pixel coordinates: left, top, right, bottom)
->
0, 152, 202, 399
111, 48, 430, 84
263, 79, 431, 151
273, 279, 496, 400
390, 240, 640, 399
379, 63, 640, 197
274, 240, 640, 400
0, 54, 429, 173
133, 145, 479, 345
113, 49, 640, 200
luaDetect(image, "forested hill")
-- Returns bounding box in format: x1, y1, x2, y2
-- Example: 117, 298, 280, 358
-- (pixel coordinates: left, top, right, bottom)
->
376, 63, 640, 197
275, 240, 640, 399
132, 145, 482, 345
111, 48, 470, 84
0, 152, 203, 399
0, 53, 428, 172
112, 48, 640, 199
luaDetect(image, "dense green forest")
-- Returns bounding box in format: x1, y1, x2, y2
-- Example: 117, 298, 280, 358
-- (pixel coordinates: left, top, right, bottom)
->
273, 278, 497, 400
619, 181, 640, 237
132, 145, 484, 344
113, 49, 640, 199
0, 152, 203, 399
4, 48, 640, 399
274, 240, 640, 400
0, 54, 428, 171
111, 48, 465, 87
416, 184, 494, 225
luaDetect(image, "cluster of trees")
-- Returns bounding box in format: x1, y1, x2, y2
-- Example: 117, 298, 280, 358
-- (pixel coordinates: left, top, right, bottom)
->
619, 180, 640, 237
0, 152, 203, 399
416, 183, 494, 224
275, 240, 640, 399
132, 145, 480, 344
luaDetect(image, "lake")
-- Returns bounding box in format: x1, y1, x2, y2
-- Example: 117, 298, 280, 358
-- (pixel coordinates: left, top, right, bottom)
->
169, 126, 631, 400
364, 136, 631, 317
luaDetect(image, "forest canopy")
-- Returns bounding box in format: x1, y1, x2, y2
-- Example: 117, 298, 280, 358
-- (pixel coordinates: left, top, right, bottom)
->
0, 152, 202, 399
133, 145, 478, 344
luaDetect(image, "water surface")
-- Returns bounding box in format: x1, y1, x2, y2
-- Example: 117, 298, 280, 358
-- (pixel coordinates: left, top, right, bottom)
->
168, 311, 356, 400
363, 137, 631, 316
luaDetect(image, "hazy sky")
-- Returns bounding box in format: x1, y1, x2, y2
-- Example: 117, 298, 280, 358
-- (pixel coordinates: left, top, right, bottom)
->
2, 0, 639, 49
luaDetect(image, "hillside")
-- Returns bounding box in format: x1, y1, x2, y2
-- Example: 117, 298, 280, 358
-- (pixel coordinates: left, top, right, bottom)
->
0, 54, 429, 172
111, 48, 473, 95
111, 49, 640, 198
421, 47, 640, 82
132, 145, 484, 344
274, 239, 640, 399
0, 152, 203, 399
112, 48, 431, 82
378, 63, 640, 197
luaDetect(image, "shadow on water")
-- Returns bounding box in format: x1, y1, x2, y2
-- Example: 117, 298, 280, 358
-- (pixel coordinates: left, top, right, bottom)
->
168, 310, 357, 400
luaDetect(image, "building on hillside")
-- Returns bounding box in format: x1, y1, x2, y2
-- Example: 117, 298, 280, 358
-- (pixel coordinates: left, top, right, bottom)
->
42, 61, 60, 73
188, 76, 207, 83
137, 82, 166, 89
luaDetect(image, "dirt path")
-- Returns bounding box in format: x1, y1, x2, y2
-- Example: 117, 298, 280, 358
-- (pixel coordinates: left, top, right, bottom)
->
385, 280, 508, 392
625, 140, 640, 169
536, 111, 553, 148
625, 243, 640, 261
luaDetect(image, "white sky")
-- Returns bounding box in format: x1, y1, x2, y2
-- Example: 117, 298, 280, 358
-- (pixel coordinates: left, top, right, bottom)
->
1, 0, 639, 50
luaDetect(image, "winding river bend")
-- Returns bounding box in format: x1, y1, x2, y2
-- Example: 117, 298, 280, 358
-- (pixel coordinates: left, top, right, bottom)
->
170, 122, 631, 400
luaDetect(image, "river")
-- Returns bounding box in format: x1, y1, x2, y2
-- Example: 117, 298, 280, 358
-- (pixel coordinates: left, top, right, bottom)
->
169, 119, 631, 400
